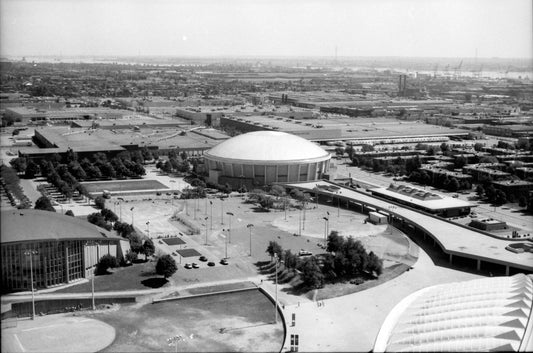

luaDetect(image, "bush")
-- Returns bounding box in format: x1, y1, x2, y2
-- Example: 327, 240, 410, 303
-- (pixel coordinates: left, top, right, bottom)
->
35, 196, 56, 212
97, 254, 118, 274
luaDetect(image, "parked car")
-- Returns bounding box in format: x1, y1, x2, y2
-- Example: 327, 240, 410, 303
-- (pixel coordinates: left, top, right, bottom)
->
184, 263, 192, 269
298, 250, 312, 257
192, 263, 199, 269
220, 259, 228, 265
199, 256, 208, 262
207, 262, 215, 267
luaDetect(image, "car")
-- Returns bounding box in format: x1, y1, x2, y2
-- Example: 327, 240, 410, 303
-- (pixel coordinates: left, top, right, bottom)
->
220, 259, 228, 265
156, 192, 162, 196
166, 192, 172, 196
199, 256, 208, 262
298, 250, 312, 257
207, 261, 215, 267
184, 263, 192, 269
192, 263, 199, 269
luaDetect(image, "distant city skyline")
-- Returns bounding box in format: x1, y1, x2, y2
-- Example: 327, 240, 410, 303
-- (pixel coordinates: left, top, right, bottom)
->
1, 0, 532, 59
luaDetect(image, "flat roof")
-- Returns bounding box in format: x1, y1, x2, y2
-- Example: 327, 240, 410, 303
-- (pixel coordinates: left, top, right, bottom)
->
287, 180, 533, 271
1, 209, 119, 244
369, 187, 472, 211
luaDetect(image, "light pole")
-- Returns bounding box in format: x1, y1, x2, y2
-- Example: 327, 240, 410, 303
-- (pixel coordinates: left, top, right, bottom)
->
226, 212, 234, 243
115, 201, 122, 222
146, 221, 150, 238
298, 206, 302, 236
85, 241, 98, 310
302, 200, 306, 230
337, 191, 341, 217
222, 229, 228, 258
204, 217, 209, 245
220, 198, 224, 225
274, 253, 279, 324
323, 217, 329, 246
209, 200, 213, 230
130, 207, 135, 226
247, 224, 254, 256
23, 250, 38, 320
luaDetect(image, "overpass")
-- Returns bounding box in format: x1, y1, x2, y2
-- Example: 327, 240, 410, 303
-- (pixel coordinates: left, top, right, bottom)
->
286, 180, 533, 275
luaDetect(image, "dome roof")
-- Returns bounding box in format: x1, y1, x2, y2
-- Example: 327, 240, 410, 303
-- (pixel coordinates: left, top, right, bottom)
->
374, 274, 533, 352
205, 131, 330, 163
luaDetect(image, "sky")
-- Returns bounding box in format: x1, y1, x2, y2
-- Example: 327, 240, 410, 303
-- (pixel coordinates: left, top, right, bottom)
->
1, 0, 532, 58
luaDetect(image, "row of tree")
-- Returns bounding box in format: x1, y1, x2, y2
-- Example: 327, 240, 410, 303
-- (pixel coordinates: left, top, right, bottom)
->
265, 231, 383, 290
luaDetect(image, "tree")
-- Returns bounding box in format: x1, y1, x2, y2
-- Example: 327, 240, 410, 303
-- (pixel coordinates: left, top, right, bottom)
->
283, 249, 298, 271
10, 158, 27, 174
518, 196, 527, 208
361, 144, 374, 152
365, 251, 383, 277
101, 208, 118, 223
65, 210, 75, 217
87, 212, 112, 230
35, 196, 56, 212
125, 250, 138, 263
440, 143, 449, 153
327, 231, 344, 253
128, 232, 144, 254
473, 143, 484, 152
24, 161, 40, 179
475, 185, 485, 198
155, 254, 178, 279
97, 254, 118, 274
493, 190, 507, 205
94, 196, 106, 210
142, 238, 155, 260
266, 241, 282, 262
301, 257, 324, 289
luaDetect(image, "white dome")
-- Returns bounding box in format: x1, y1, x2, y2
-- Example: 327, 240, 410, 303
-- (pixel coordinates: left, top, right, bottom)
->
205, 131, 330, 163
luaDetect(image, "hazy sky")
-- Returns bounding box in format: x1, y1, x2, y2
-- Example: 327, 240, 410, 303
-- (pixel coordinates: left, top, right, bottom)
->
1, 0, 531, 58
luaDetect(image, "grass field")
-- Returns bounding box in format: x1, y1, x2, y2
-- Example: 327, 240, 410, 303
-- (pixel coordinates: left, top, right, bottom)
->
81, 179, 169, 193
95, 290, 283, 352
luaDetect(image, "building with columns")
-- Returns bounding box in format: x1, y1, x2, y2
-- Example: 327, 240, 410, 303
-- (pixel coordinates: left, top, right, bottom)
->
204, 131, 331, 188
1, 209, 129, 293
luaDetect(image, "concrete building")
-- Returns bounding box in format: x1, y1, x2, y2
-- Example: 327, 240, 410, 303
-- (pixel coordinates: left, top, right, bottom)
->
491, 179, 533, 199
369, 184, 473, 217
1, 210, 129, 293
374, 274, 533, 352
204, 131, 331, 188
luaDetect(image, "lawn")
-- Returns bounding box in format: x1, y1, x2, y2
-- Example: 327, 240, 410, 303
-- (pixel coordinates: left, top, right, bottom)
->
93, 289, 284, 352
81, 179, 169, 193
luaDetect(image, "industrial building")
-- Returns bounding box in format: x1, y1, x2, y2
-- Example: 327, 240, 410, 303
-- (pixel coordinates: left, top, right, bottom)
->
1, 210, 129, 293
204, 131, 331, 188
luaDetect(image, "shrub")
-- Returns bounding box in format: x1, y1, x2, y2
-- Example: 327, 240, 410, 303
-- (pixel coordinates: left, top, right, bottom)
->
97, 254, 118, 274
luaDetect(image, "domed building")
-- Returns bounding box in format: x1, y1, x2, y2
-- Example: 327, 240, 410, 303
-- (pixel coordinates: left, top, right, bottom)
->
204, 131, 331, 187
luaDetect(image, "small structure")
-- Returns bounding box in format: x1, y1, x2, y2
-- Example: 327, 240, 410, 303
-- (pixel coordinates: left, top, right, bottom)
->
469, 218, 507, 231
368, 211, 388, 225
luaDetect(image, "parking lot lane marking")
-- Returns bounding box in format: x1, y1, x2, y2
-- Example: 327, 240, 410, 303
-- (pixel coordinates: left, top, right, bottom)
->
21, 323, 63, 332
14, 334, 26, 352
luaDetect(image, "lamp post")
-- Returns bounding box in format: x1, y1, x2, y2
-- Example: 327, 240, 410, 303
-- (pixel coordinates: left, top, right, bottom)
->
222, 229, 228, 258
323, 217, 329, 246
220, 198, 224, 225
23, 250, 38, 320
274, 253, 279, 324
115, 201, 122, 222
209, 200, 213, 230
247, 224, 254, 256
337, 191, 341, 217
146, 221, 150, 238
204, 217, 209, 245
226, 212, 234, 243
85, 241, 98, 310
130, 207, 135, 226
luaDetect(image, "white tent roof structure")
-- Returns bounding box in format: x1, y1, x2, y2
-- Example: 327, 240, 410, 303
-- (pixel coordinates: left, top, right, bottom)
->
374, 274, 533, 352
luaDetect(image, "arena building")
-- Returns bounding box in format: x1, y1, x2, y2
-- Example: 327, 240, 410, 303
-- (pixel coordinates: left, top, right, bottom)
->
374, 274, 533, 352
204, 131, 331, 188
1, 210, 129, 293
